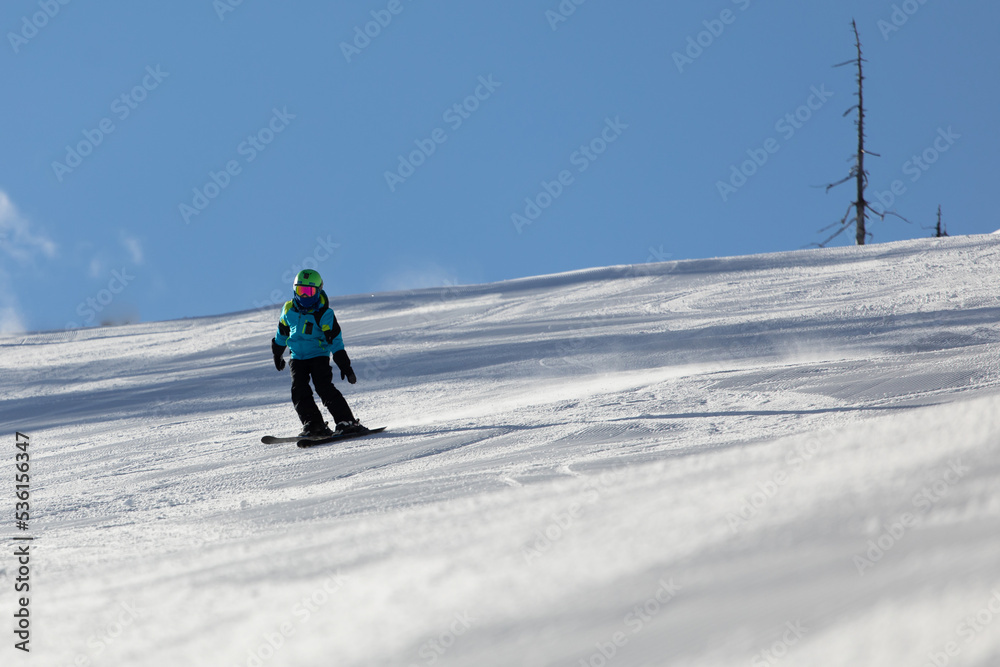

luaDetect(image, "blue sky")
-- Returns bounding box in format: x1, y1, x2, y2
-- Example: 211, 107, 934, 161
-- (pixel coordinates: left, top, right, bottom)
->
1, 0, 997, 332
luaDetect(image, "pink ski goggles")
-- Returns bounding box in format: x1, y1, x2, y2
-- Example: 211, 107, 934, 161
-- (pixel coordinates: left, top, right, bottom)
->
295, 285, 318, 297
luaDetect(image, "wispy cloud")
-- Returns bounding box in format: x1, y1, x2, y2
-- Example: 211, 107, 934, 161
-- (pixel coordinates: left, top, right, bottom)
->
0, 190, 57, 333
79, 234, 143, 282
0, 191, 56, 261
121, 233, 144, 264
88, 257, 104, 279
0, 273, 26, 334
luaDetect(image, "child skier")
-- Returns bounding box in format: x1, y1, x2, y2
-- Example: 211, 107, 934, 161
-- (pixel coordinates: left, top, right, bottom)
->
271, 269, 363, 437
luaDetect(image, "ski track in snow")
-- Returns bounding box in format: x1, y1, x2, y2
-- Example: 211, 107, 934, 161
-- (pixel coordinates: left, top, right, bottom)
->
2, 236, 1000, 666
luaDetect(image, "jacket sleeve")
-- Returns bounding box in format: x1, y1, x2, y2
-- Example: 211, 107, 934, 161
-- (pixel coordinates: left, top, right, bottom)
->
274, 302, 292, 347
321, 308, 345, 353
323, 310, 352, 374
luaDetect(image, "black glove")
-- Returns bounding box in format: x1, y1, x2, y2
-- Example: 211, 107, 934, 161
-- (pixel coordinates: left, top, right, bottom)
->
271, 338, 286, 372
332, 349, 355, 383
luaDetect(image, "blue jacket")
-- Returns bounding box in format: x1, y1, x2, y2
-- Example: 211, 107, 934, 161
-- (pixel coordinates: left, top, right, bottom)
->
274, 291, 345, 360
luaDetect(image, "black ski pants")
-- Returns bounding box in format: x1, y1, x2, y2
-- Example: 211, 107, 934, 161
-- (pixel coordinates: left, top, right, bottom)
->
289, 357, 355, 428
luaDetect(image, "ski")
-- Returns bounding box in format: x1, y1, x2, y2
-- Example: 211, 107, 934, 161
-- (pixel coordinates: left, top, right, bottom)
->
261, 428, 382, 444
262, 427, 386, 446
297, 426, 386, 448
262, 434, 307, 444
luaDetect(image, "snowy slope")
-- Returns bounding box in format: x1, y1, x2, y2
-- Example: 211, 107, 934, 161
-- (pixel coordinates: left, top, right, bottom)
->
3, 235, 1000, 667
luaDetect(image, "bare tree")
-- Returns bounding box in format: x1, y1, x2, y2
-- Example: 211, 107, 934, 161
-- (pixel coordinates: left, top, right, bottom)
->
932, 205, 949, 238
817, 20, 906, 247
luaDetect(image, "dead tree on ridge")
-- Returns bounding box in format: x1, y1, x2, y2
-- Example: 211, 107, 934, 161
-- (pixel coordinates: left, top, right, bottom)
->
932, 205, 949, 237
818, 20, 906, 247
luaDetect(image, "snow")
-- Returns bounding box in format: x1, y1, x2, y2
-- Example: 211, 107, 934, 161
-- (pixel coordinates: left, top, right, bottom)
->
3, 235, 1000, 666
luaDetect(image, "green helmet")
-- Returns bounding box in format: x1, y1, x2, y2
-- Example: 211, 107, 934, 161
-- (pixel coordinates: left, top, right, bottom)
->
293, 269, 323, 305
294, 269, 323, 289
